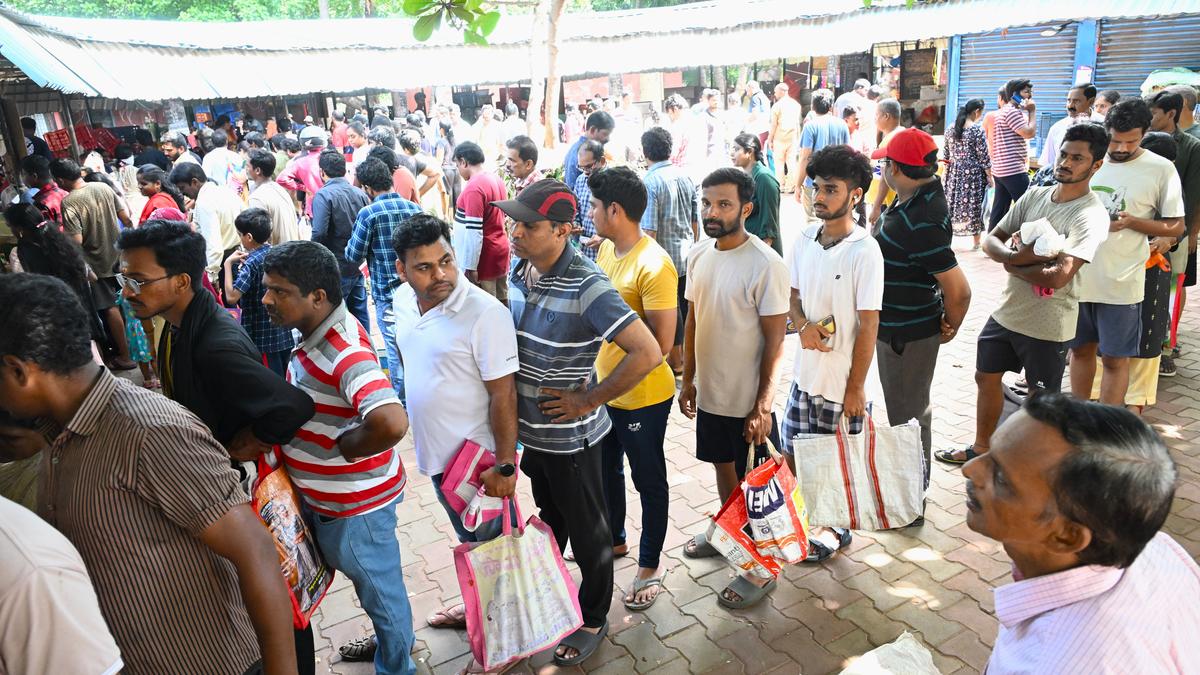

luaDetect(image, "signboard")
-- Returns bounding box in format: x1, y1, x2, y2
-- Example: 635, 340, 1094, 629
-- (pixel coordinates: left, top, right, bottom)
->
839, 52, 873, 93
901, 48, 936, 100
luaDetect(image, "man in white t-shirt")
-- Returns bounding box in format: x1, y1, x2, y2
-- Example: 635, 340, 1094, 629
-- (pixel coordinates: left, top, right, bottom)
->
391, 213, 519, 658
1069, 100, 1185, 405
678, 167, 789, 609
785, 144, 883, 557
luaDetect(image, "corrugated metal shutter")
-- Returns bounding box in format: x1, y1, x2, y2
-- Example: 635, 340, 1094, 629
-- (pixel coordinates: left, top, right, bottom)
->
1095, 15, 1200, 98
955, 25, 1077, 158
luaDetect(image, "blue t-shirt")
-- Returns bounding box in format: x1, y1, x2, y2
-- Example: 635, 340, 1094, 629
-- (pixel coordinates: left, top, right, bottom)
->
800, 116, 852, 187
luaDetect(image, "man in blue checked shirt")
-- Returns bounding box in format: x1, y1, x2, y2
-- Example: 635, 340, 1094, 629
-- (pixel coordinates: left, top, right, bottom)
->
224, 207, 296, 378
345, 157, 422, 401
573, 140, 606, 260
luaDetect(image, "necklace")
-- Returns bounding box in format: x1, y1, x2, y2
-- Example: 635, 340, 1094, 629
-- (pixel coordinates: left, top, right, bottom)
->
817, 225, 852, 250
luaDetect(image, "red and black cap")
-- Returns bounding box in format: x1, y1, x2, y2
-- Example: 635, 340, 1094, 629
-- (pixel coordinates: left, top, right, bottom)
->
491, 178, 578, 223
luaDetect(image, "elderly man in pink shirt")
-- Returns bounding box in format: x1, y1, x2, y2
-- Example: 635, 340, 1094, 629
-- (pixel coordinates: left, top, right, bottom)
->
963, 393, 1199, 675
277, 125, 328, 217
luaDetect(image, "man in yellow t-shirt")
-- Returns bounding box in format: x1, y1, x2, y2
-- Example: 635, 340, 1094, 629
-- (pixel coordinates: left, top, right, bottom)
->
586, 166, 677, 613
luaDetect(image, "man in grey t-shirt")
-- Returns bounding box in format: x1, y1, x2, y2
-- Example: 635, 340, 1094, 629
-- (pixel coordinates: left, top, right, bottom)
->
936, 123, 1111, 466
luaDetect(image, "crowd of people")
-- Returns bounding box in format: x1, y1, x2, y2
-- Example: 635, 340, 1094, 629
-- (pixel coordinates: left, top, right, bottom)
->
1, 73, 1199, 675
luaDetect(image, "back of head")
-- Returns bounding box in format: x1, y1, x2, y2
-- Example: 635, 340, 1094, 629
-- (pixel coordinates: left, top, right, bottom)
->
20, 116, 36, 132
867, 85, 885, 101
664, 94, 688, 112
5, 202, 45, 233
318, 148, 347, 178
1165, 84, 1198, 110
215, 114, 231, 129
370, 114, 393, 130
235, 207, 273, 243
1105, 98, 1152, 134
452, 141, 486, 166
1098, 89, 1122, 106
641, 126, 673, 163
505, 102, 519, 117
263, 240, 343, 306
1004, 78, 1032, 101
404, 113, 423, 128
878, 98, 901, 120
49, 158, 82, 184
701, 166, 754, 206
1063, 122, 1110, 163
0, 274, 93, 374
811, 90, 833, 115
21, 154, 51, 183
355, 157, 394, 192
579, 139, 604, 163
169, 161, 207, 187
397, 129, 422, 155
211, 129, 229, 148
370, 125, 398, 150
1024, 393, 1176, 568
587, 166, 647, 222
854, 78, 871, 92
248, 148, 277, 177
134, 128, 155, 147
367, 145, 399, 172
299, 125, 328, 149
954, 98, 986, 139
244, 131, 267, 149
1141, 131, 1178, 162
586, 111, 615, 132
117, 219, 206, 289
506, 135, 538, 165
277, 116, 292, 133
332, 110, 345, 122
1149, 90, 1185, 127
392, 212, 453, 263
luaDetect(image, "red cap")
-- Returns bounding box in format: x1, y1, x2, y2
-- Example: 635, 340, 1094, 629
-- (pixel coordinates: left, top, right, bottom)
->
870, 127, 938, 165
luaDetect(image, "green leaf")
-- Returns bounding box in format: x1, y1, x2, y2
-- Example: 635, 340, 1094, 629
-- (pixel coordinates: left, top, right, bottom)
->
465, 0, 483, 11
473, 9, 500, 36
449, 5, 473, 23
463, 29, 488, 45
402, 0, 434, 14
413, 10, 441, 40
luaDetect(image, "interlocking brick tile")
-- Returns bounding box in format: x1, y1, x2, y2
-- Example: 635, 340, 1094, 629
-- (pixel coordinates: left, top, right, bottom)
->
886, 601, 965, 647
611, 621, 684, 672
782, 596, 856, 643
842, 569, 909, 613
663, 623, 735, 673
937, 630, 994, 671
834, 597, 907, 646
792, 567, 867, 611
716, 626, 792, 674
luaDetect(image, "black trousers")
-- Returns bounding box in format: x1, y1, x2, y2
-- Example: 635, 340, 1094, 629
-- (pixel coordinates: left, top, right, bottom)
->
521, 442, 613, 628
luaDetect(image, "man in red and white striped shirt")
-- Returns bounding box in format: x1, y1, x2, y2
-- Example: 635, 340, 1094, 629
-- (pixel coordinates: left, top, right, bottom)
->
987, 78, 1039, 230
262, 240, 416, 675
964, 393, 1199, 675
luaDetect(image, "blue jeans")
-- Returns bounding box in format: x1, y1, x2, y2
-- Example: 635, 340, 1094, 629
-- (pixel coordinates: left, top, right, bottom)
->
431, 472, 510, 543
342, 272, 370, 334
374, 298, 405, 402
308, 497, 415, 675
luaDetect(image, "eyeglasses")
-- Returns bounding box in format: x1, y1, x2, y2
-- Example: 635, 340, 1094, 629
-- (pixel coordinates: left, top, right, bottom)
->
116, 273, 170, 295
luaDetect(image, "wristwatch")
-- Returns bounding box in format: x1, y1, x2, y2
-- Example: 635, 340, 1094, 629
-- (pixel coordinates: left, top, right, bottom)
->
496, 462, 516, 477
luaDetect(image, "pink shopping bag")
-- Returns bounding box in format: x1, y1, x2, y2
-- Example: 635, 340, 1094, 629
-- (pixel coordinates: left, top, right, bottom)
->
440, 440, 521, 532
454, 497, 583, 671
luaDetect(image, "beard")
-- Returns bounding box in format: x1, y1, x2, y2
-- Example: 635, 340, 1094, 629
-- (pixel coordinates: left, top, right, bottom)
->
815, 194, 853, 221
702, 216, 740, 239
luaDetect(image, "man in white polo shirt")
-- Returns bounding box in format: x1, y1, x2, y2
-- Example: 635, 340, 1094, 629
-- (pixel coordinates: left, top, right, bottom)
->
391, 214, 519, 648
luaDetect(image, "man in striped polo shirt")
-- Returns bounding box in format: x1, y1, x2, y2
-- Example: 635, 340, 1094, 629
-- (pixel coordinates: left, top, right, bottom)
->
496, 179, 662, 666
988, 78, 1039, 229
261, 241, 415, 675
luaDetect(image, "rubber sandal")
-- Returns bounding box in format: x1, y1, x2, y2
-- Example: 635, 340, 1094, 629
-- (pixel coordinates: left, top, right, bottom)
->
717, 575, 776, 609
564, 544, 628, 562
427, 604, 467, 629
682, 532, 720, 559
934, 445, 979, 465
338, 635, 376, 662
624, 576, 664, 611
553, 621, 609, 666
803, 528, 852, 562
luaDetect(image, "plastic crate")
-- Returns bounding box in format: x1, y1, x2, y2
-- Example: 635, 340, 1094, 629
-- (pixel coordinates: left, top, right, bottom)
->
45, 128, 71, 152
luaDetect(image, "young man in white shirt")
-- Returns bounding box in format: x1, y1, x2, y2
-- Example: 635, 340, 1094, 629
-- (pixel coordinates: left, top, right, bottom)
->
391, 213, 519, 673
1069, 100, 1185, 405
785, 144, 883, 555
678, 167, 789, 609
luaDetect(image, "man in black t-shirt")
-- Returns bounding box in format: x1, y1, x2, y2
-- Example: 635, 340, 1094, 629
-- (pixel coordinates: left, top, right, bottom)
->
873, 129, 972, 492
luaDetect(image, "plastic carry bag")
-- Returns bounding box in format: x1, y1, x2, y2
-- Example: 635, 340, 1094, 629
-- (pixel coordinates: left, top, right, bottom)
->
455, 496, 582, 671
440, 440, 520, 532
791, 416, 924, 531
708, 441, 811, 579
839, 631, 940, 674
252, 458, 335, 629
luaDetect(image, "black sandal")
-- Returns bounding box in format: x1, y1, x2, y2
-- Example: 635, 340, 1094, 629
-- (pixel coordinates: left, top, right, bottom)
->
338, 635, 377, 662
553, 621, 609, 666
804, 528, 852, 562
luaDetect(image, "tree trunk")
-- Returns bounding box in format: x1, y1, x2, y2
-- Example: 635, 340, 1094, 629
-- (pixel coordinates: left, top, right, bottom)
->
525, 0, 549, 140
319, 0, 330, 19
542, 0, 567, 149
608, 73, 624, 99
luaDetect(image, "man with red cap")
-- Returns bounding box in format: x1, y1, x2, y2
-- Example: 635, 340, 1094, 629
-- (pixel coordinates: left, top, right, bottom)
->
872, 129, 972, 506
492, 179, 662, 667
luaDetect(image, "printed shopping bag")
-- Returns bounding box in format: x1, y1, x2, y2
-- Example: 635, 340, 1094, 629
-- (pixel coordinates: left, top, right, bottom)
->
791, 416, 924, 531
252, 458, 335, 629
440, 440, 521, 532
455, 497, 583, 671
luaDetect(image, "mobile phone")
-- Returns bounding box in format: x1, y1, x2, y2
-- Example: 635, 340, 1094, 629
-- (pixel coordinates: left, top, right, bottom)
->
1011, 93, 1023, 107
818, 314, 837, 336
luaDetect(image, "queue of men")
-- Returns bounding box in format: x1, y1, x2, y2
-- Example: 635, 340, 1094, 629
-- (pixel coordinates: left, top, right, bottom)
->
1, 80, 1199, 675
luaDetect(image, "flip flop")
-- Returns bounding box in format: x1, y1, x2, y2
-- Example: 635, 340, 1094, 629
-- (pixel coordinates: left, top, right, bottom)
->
553, 621, 609, 667
623, 576, 664, 611
804, 528, 853, 563
682, 532, 720, 559
426, 605, 467, 629
934, 445, 980, 465
717, 575, 776, 609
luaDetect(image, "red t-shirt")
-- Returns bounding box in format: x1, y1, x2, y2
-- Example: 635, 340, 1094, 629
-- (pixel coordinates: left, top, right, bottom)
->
455, 172, 510, 280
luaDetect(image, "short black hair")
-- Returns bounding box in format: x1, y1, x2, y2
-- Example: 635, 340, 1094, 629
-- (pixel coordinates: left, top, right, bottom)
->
355, 157, 394, 192
1098, 89, 1121, 105
318, 148, 346, 178
282, 137, 301, 154
397, 129, 421, 155
369, 125, 397, 150
1004, 78, 1032, 101
1062, 122, 1110, 163
893, 148, 940, 180
162, 132, 189, 150
215, 114, 230, 128
20, 117, 36, 132
1149, 90, 1184, 126
733, 132, 764, 163
392, 213, 453, 263
453, 141, 486, 166
1105, 98, 1153, 134
1072, 83, 1098, 100
1141, 131, 1178, 161
1023, 392, 1176, 569
811, 90, 833, 115
0, 274, 93, 374
21, 154, 51, 183
807, 144, 873, 193
368, 146, 399, 172
586, 111, 615, 132
234, 207, 272, 244
49, 158, 82, 183
579, 139, 604, 162
247, 148, 277, 177
347, 121, 367, 137
211, 129, 229, 148
506, 135, 538, 165
641, 127, 673, 163
169, 162, 207, 186
701, 167, 754, 206
244, 131, 267, 149
134, 129, 155, 146
587, 166, 647, 222
116, 219, 206, 289
262, 240, 343, 306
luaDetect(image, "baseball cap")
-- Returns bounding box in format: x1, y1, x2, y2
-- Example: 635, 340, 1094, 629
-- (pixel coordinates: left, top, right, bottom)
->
870, 127, 938, 165
491, 179, 577, 223
298, 124, 327, 147
303, 115, 314, 124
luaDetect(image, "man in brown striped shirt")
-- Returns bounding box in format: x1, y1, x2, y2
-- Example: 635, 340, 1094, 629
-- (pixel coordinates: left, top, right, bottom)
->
0, 274, 297, 675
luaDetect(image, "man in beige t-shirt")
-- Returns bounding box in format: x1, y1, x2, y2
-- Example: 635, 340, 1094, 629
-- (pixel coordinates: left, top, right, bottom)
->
767, 83, 803, 194
0, 496, 123, 675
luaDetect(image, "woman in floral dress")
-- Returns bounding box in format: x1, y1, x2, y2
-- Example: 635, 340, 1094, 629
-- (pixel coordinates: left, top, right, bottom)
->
943, 99, 991, 249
